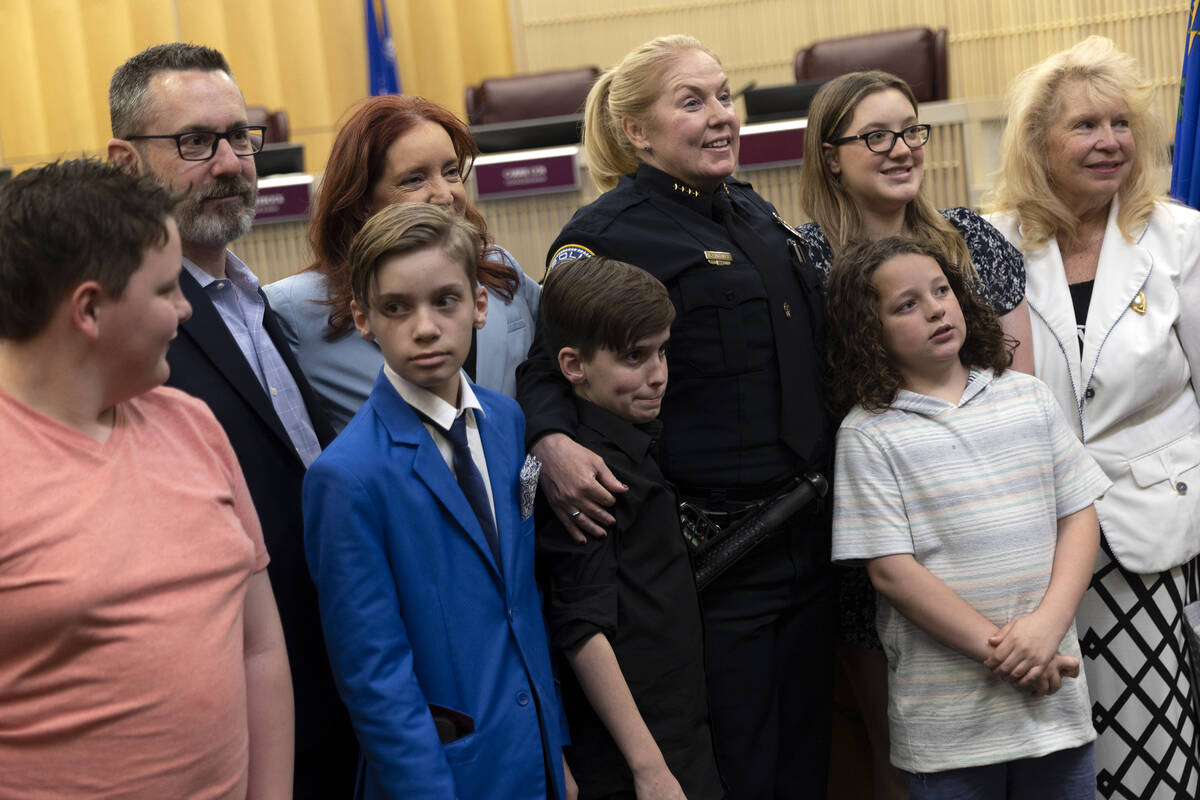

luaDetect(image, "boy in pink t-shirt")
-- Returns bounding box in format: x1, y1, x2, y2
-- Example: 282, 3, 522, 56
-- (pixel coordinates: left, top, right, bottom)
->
0, 158, 293, 799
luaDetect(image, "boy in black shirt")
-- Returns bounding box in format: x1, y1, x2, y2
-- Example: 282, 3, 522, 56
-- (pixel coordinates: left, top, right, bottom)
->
537, 256, 724, 800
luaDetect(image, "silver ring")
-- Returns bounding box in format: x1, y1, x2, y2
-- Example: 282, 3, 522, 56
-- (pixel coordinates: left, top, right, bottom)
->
569, 510, 582, 520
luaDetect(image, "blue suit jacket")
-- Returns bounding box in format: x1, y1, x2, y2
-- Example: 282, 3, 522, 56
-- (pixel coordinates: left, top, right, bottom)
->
303, 372, 566, 800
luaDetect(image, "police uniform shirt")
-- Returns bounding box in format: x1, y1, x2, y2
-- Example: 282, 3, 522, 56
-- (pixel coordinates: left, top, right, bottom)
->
518, 163, 830, 490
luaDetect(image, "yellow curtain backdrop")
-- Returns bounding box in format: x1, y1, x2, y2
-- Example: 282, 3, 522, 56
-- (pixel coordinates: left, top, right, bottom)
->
0, 0, 513, 174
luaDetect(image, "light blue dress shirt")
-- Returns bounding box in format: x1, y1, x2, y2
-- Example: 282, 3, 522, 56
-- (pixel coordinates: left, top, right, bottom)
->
182, 253, 322, 466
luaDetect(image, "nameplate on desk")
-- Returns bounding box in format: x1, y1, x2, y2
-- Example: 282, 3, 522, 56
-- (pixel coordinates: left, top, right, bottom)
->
737, 120, 807, 171
253, 174, 313, 225
474, 147, 579, 200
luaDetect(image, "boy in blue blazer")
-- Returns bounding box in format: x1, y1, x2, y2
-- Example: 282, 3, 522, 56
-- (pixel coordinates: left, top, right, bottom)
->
302, 202, 572, 800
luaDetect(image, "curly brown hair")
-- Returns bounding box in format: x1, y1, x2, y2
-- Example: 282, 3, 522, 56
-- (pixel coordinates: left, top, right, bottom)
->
825, 236, 1012, 418
309, 95, 517, 340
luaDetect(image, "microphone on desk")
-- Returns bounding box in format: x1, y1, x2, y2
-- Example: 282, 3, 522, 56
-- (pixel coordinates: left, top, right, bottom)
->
733, 81, 757, 101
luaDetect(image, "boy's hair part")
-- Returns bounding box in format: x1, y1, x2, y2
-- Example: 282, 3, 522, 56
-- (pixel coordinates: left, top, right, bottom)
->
348, 202, 482, 309
0, 157, 176, 341
109, 42, 234, 139
540, 256, 675, 360
824, 236, 1012, 417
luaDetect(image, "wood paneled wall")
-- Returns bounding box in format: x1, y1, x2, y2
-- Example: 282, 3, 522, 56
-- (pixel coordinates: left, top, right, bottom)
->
0, 0, 513, 173
3, 1, 1187, 174
513, 0, 1189, 139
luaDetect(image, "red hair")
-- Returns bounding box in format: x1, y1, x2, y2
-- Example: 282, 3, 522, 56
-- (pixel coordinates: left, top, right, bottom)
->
309, 95, 517, 338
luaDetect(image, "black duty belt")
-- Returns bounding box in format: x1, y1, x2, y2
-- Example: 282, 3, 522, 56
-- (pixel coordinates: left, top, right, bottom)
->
680, 472, 829, 590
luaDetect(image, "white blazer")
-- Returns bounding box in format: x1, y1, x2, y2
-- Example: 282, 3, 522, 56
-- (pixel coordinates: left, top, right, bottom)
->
989, 200, 1200, 573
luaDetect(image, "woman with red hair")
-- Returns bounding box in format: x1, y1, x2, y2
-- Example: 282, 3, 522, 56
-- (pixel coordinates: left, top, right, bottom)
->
265, 95, 539, 431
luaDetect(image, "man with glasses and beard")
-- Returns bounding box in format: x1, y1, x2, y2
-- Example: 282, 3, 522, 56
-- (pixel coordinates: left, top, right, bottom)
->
107, 42, 356, 800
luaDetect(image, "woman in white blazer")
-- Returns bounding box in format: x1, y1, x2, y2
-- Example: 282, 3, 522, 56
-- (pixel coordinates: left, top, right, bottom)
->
988, 37, 1200, 798
265, 95, 539, 433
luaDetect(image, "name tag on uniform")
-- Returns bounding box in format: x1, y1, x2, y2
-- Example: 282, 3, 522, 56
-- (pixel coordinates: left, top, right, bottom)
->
705, 250, 732, 266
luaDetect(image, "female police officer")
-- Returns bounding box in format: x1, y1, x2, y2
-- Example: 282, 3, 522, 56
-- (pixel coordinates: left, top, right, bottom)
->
517, 35, 834, 800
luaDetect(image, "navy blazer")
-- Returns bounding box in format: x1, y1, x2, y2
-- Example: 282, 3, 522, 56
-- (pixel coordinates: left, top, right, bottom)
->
167, 267, 357, 799
303, 372, 567, 800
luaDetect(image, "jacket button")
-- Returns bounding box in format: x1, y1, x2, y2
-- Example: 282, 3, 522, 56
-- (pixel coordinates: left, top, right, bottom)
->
1084, 387, 1095, 400
1178, 481, 1188, 495
516, 691, 531, 706
506, 608, 514, 621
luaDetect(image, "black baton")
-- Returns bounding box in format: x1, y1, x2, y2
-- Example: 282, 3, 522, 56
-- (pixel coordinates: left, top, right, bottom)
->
692, 472, 828, 591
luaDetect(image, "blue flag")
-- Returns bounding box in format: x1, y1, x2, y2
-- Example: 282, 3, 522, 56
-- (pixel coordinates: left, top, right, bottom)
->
366, 0, 401, 96
1171, 0, 1200, 208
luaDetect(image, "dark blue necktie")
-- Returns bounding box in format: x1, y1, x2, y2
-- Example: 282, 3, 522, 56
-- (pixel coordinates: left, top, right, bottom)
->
445, 414, 502, 573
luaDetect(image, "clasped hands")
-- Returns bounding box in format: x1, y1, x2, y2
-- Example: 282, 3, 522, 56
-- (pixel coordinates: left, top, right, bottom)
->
983, 611, 1079, 698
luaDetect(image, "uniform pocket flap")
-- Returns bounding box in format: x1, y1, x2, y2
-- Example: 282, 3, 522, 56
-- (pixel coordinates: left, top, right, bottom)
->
1127, 434, 1200, 488
677, 269, 767, 311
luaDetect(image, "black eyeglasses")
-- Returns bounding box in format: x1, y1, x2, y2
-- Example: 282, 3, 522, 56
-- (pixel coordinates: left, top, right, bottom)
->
126, 126, 267, 161
829, 124, 931, 154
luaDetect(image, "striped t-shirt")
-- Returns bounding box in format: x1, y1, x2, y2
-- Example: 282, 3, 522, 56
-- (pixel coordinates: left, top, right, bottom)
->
832, 368, 1111, 772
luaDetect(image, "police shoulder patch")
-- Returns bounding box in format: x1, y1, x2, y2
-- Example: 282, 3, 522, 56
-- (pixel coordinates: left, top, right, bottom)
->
548, 243, 595, 270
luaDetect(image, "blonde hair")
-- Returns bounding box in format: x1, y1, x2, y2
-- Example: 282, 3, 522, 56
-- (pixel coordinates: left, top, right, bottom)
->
798, 71, 970, 270
583, 34, 718, 191
988, 35, 1166, 247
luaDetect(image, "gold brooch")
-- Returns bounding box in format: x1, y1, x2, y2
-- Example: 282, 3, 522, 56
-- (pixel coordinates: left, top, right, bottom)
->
783, 302, 792, 318
1130, 291, 1147, 315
